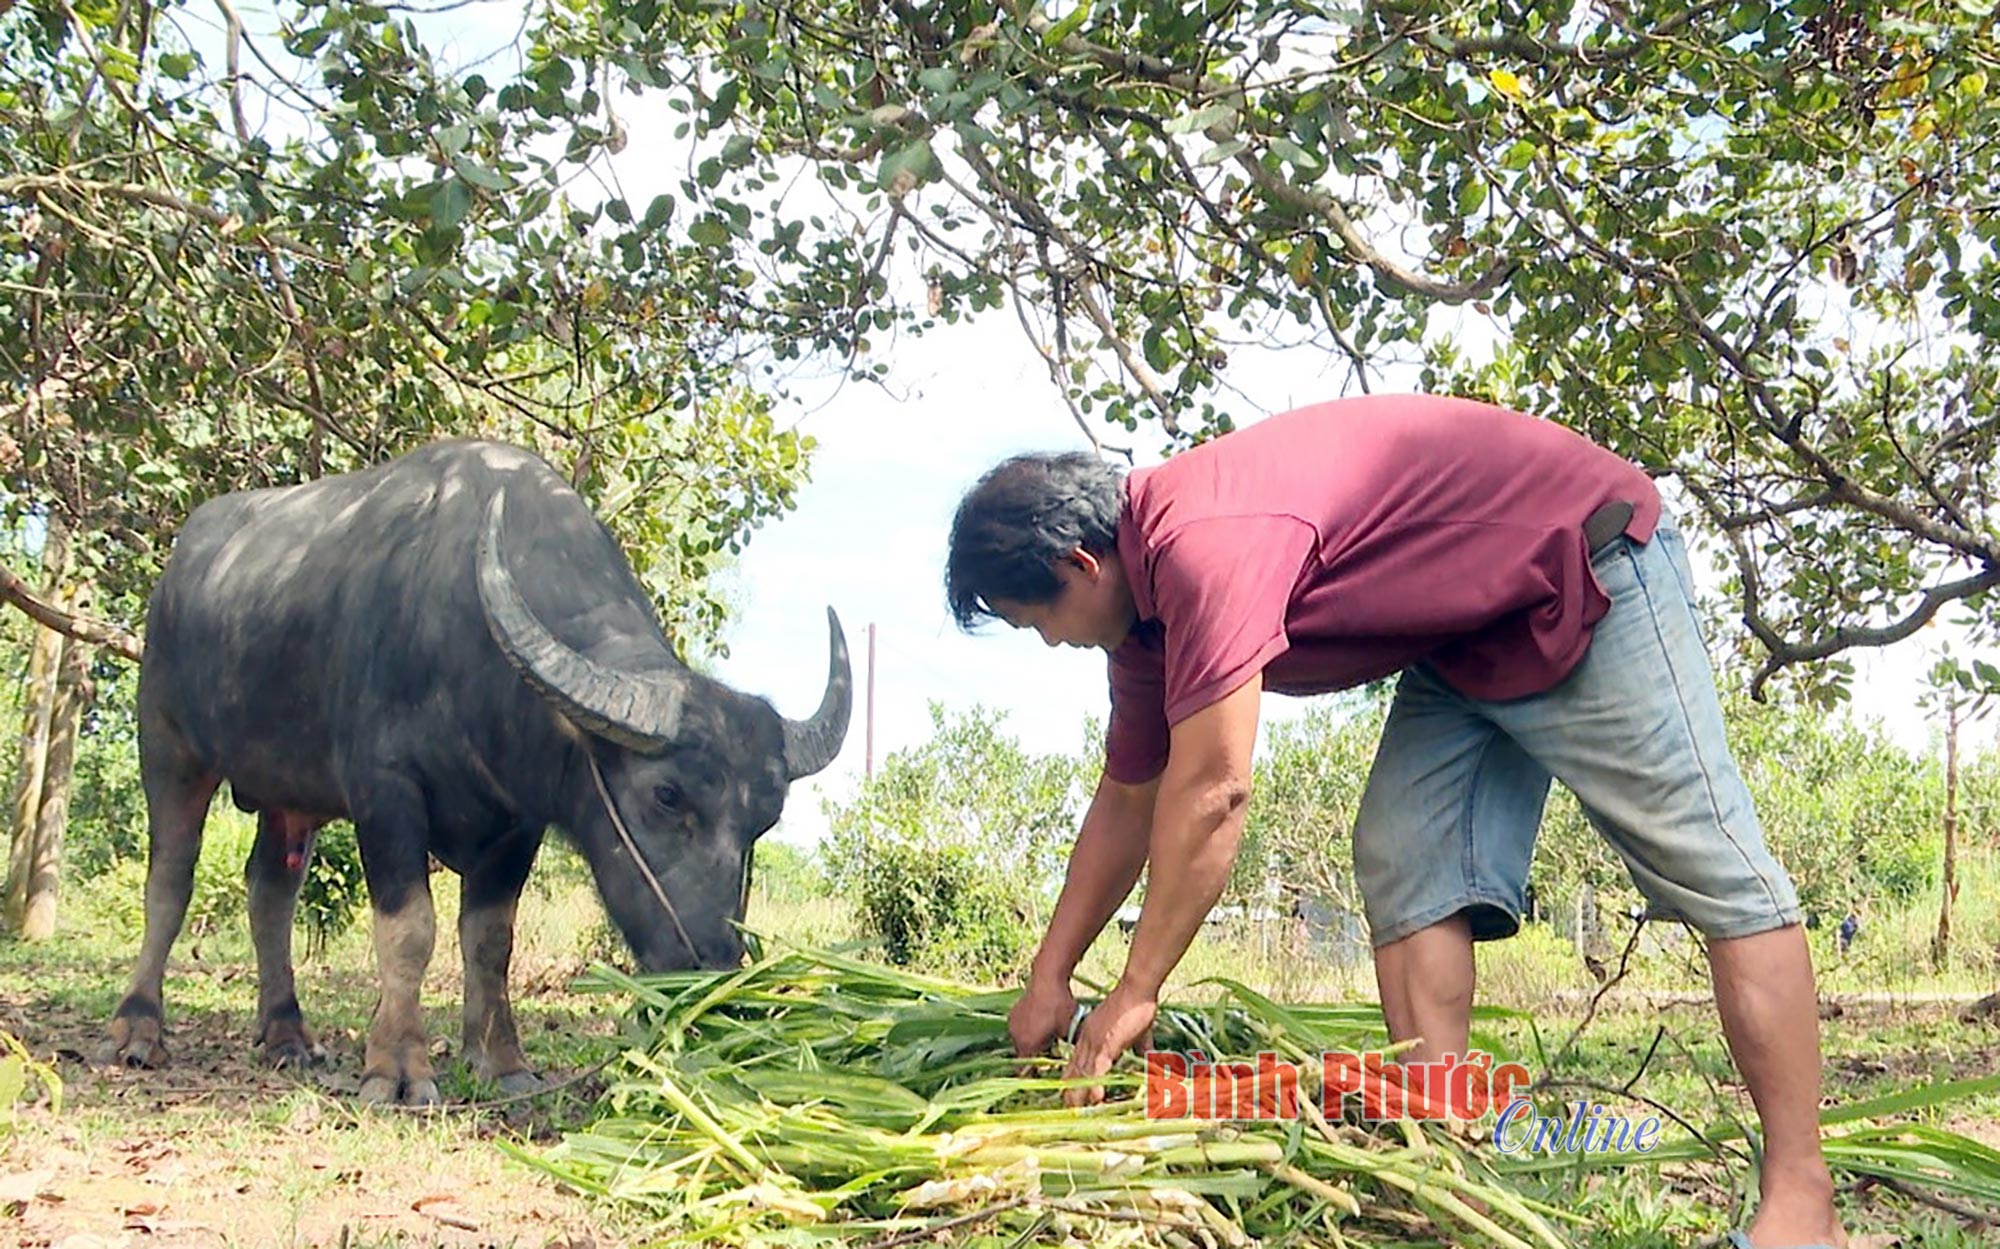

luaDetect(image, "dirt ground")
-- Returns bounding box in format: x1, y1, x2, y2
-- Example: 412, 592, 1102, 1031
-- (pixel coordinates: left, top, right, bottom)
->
4, 937, 1997, 1249
0, 980, 624, 1249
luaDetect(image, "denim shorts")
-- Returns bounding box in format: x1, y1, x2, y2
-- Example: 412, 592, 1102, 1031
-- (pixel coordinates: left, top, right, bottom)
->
1352, 523, 1802, 946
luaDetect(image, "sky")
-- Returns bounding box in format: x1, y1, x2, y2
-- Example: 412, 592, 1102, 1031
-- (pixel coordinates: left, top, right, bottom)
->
700, 320, 1969, 848
186, 1, 1976, 846
701, 321, 1352, 846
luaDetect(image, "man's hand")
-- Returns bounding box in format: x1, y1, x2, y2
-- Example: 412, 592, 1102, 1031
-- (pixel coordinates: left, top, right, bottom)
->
1009, 972, 1079, 1060
1062, 982, 1157, 1107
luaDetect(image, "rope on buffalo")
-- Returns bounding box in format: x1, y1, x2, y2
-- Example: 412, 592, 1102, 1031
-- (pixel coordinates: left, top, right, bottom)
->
587, 751, 701, 963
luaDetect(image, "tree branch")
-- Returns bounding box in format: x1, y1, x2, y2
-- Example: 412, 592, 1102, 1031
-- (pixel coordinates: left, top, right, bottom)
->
1008, 270, 1100, 453
0, 174, 318, 260
1686, 475, 2000, 700
1716, 488, 1838, 531
1856, 1176, 1999, 1229
0, 562, 143, 661
246, 378, 371, 459
215, 0, 333, 471
1762, 565, 2000, 669
1378, 0, 1733, 67
1537, 158, 2000, 569
1228, 149, 1513, 302
1875, 365, 1975, 536
952, 139, 1183, 434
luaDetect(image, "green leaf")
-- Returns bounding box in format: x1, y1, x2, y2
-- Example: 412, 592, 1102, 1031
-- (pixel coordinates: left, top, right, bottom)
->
0, 1055, 24, 1123
1268, 137, 1321, 170
1043, 0, 1092, 46
641, 194, 675, 231
1197, 138, 1247, 166
877, 138, 937, 190
452, 158, 508, 191
1456, 178, 1487, 214
706, 78, 741, 128
689, 217, 732, 246
430, 178, 471, 230
606, 198, 632, 225
1166, 103, 1237, 136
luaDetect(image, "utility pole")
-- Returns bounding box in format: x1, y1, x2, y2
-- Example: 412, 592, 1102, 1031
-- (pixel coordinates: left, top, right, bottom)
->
1934, 698, 1961, 971
865, 622, 877, 781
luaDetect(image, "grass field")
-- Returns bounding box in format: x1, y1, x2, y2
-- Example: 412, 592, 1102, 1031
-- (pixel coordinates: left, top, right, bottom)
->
1, 857, 1996, 1247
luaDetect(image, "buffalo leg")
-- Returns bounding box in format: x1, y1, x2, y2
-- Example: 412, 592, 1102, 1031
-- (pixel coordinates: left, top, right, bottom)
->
102, 730, 219, 1068
459, 833, 541, 1095
353, 784, 439, 1107
248, 810, 329, 1067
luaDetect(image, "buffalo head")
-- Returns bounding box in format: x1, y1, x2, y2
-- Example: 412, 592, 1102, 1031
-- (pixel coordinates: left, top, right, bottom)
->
473, 493, 850, 971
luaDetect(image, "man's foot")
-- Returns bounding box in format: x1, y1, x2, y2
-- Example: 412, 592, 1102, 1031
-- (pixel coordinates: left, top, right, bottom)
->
1742, 1164, 1846, 1249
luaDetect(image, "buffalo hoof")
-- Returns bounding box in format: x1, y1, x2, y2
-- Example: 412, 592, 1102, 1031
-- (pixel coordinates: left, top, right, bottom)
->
100, 1003, 167, 1069
359, 1072, 441, 1107
257, 1016, 326, 1069
263, 1034, 327, 1070
492, 1070, 544, 1098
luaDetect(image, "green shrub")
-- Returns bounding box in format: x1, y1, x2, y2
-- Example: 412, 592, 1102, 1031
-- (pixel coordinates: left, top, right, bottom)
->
64, 807, 367, 954
823, 704, 1083, 979
69, 857, 147, 937
749, 838, 829, 906
298, 823, 367, 959
65, 658, 147, 874
1237, 695, 1387, 914
185, 809, 256, 938
847, 837, 1034, 975
63, 810, 253, 941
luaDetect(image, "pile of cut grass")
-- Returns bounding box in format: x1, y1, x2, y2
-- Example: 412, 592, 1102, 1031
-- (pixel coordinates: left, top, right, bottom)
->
515, 945, 2000, 1247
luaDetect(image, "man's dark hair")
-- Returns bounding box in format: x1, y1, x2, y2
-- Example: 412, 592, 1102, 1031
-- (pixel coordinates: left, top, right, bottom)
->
946, 452, 1124, 630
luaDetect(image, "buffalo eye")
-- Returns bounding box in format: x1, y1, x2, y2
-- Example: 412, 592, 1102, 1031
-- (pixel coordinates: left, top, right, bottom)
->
653, 783, 687, 814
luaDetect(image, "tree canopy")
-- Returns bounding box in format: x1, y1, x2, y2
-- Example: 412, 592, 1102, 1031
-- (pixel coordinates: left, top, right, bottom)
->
1, 0, 819, 652
8, 0, 1998, 695
577, 0, 1999, 699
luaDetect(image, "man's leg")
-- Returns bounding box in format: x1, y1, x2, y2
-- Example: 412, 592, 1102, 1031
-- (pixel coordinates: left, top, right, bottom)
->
1712, 926, 1841, 1247
1373, 913, 1474, 1062
1354, 664, 1549, 1066
1488, 523, 1844, 1247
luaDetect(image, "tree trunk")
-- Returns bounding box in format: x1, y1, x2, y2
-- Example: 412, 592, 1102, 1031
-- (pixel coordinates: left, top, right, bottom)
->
5, 518, 69, 935
1932, 702, 1960, 972
1574, 881, 1598, 954
17, 583, 92, 939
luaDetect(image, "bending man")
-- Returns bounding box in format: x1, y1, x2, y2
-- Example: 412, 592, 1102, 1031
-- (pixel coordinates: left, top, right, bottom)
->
944, 394, 1843, 1249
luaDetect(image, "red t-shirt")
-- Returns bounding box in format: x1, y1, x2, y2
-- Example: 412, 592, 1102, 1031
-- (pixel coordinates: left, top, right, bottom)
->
1102, 395, 1661, 783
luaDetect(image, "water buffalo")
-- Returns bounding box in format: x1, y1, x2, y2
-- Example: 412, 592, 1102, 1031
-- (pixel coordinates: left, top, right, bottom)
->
101, 440, 850, 1104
